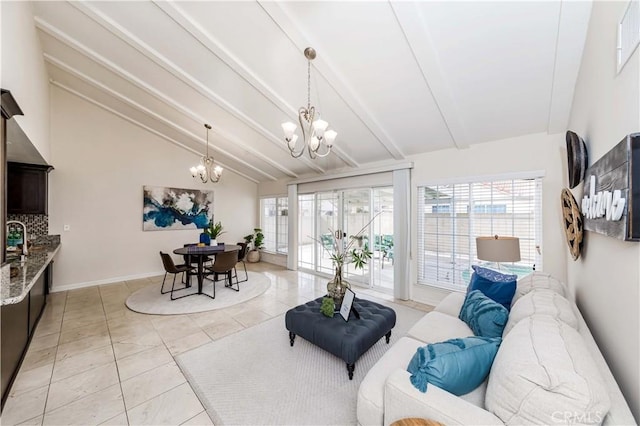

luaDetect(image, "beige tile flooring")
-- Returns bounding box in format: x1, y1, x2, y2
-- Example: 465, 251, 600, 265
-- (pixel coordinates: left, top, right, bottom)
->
1, 262, 432, 426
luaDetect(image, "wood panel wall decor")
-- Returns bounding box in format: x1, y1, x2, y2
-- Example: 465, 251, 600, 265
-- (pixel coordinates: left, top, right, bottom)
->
581, 133, 639, 241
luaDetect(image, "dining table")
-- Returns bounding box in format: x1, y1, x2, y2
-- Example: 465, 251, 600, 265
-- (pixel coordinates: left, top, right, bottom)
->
173, 244, 241, 295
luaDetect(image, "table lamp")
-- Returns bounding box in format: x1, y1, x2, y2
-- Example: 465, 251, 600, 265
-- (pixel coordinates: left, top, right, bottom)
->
476, 235, 521, 270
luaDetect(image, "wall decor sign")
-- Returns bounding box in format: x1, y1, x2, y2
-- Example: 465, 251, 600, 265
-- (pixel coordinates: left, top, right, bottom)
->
581, 133, 639, 241
143, 186, 213, 231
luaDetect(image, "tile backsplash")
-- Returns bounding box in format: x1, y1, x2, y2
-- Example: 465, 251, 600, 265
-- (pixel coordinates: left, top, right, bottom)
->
7, 214, 48, 237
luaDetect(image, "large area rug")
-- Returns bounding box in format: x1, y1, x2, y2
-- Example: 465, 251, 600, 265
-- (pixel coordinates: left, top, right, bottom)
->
176, 296, 426, 425
125, 271, 271, 315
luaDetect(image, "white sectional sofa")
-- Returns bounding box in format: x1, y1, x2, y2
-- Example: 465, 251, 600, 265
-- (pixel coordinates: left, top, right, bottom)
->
357, 273, 636, 425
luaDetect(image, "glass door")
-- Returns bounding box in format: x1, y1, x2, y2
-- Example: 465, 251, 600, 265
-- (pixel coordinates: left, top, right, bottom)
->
316, 191, 339, 275
371, 187, 394, 292
342, 188, 371, 285
298, 187, 394, 293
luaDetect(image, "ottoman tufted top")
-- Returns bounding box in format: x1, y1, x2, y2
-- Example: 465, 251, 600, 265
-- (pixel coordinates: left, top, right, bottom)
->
285, 297, 396, 365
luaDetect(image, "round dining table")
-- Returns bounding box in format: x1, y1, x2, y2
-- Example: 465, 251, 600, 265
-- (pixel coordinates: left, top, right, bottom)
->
173, 244, 240, 295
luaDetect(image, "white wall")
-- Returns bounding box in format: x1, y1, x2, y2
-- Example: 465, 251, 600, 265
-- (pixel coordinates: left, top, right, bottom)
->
1, 1, 50, 162
567, 1, 639, 420
48, 86, 258, 290
409, 132, 566, 306
258, 178, 289, 198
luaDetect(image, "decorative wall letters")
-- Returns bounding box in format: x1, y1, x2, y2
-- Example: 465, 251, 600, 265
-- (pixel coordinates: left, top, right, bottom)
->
581, 133, 639, 241
581, 175, 625, 221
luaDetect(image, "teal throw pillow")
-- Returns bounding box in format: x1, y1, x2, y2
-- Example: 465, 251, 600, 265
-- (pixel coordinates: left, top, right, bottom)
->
407, 336, 501, 395
469, 265, 517, 310
459, 290, 509, 338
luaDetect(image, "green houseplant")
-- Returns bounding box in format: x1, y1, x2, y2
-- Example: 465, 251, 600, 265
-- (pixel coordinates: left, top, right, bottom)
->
205, 221, 225, 245
244, 228, 264, 262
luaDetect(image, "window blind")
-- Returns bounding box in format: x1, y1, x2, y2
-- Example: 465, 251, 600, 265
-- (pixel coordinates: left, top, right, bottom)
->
417, 176, 542, 291
260, 197, 288, 254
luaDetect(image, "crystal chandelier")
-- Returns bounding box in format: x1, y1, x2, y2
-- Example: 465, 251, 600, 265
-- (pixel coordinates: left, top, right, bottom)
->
281, 47, 337, 159
190, 123, 223, 183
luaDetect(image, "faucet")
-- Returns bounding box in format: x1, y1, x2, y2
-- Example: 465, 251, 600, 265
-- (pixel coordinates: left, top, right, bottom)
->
7, 220, 28, 256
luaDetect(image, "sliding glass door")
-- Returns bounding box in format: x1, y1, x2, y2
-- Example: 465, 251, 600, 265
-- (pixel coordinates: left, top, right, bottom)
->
371, 187, 394, 291
298, 187, 394, 292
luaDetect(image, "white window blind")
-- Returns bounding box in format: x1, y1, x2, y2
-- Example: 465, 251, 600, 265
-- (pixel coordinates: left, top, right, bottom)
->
417, 176, 542, 291
260, 197, 289, 254
618, 0, 640, 73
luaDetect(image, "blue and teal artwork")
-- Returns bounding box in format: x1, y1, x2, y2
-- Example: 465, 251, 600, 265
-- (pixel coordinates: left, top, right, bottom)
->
143, 186, 213, 231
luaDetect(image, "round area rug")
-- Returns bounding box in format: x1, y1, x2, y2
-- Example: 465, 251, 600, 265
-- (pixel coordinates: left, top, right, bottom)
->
125, 271, 271, 315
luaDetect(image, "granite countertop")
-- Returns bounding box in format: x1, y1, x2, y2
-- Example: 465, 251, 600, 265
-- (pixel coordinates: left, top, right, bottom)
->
1, 235, 60, 306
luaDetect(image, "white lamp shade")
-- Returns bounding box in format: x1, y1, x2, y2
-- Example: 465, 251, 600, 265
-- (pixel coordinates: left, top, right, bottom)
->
324, 130, 337, 147
476, 236, 521, 262
288, 134, 298, 150
282, 122, 296, 139
190, 166, 198, 176
214, 165, 223, 176
310, 136, 320, 151
312, 119, 328, 138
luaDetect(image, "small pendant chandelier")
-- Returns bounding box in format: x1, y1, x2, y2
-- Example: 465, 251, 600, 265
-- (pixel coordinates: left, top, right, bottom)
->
190, 123, 223, 183
281, 47, 337, 159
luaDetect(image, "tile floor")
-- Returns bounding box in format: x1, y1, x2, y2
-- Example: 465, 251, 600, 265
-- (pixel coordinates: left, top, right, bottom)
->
1, 262, 433, 426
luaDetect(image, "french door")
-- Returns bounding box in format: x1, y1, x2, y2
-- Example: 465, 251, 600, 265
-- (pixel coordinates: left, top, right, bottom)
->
298, 187, 394, 292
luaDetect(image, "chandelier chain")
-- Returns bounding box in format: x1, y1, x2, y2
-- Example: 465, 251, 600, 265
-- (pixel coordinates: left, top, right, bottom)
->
307, 59, 311, 112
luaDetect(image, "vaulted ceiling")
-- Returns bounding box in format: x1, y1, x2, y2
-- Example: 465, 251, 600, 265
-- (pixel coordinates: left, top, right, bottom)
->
32, 1, 592, 183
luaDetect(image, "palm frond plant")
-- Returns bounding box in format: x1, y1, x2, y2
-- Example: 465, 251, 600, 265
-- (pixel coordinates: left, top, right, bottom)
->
205, 221, 225, 239
314, 214, 379, 304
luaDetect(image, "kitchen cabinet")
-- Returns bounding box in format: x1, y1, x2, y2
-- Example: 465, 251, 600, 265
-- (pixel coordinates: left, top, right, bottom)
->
28, 273, 46, 335
1, 263, 50, 409
1, 296, 29, 407
7, 162, 53, 214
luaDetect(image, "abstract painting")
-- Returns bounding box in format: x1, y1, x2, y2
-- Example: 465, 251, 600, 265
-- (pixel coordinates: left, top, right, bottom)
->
143, 186, 213, 231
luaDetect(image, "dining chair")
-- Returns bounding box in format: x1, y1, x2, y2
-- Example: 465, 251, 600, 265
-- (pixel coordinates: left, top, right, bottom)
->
234, 242, 249, 283
206, 250, 240, 292
159, 251, 196, 300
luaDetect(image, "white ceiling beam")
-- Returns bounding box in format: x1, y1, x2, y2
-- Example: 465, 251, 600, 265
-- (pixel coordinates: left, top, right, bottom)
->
546, 0, 592, 134
153, 0, 358, 169
44, 53, 278, 181
390, 1, 470, 149
49, 81, 259, 184
258, 1, 405, 161
68, 0, 327, 175
34, 17, 294, 179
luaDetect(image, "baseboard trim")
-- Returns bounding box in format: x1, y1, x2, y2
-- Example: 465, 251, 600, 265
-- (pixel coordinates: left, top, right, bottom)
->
51, 270, 165, 293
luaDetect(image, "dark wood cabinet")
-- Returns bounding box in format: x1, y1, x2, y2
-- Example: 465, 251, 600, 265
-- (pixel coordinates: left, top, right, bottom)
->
1, 263, 50, 410
28, 273, 46, 335
7, 162, 53, 214
1, 296, 29, 407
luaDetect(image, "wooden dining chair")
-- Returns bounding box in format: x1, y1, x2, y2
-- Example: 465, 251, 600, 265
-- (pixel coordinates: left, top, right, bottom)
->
159, 252, 196, 300
206, 250, 240, 292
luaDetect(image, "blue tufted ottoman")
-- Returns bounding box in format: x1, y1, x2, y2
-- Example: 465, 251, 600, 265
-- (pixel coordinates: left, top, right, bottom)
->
285, 297, 396, 380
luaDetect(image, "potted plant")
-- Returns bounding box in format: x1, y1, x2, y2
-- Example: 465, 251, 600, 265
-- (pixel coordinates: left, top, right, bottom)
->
202, 221, 225, 246
244, 228, 264, 263
316, 216, 378, 306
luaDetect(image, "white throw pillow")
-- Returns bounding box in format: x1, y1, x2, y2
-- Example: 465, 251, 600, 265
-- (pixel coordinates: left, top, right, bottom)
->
485, 315, 610, 425
504, 289, 578, 336
513, 272, 567, 304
